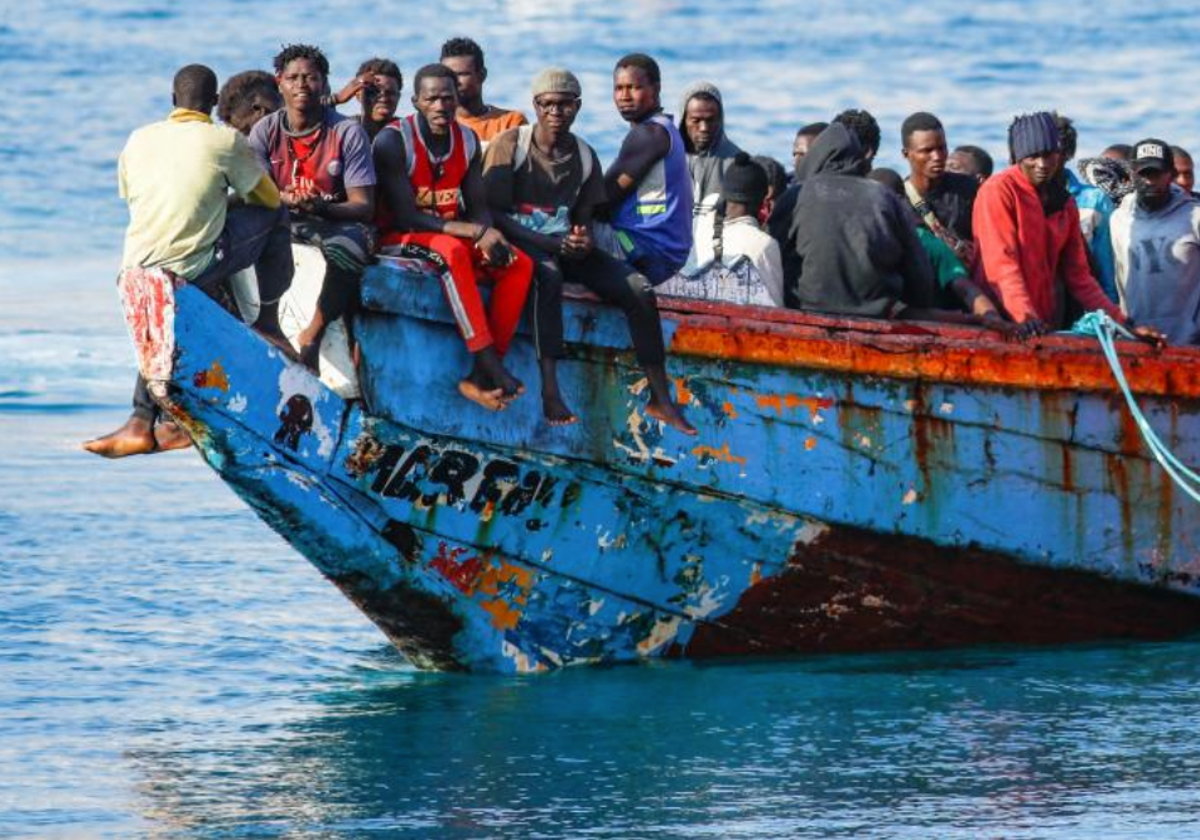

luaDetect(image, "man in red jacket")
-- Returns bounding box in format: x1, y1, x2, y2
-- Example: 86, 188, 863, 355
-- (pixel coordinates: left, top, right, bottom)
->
974, 112, 1136, 336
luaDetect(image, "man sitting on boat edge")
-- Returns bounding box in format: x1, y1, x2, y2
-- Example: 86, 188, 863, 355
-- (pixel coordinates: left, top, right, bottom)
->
84, 64, 294, 459
373, 63, 534, 411
482, 66, 691, 430
249, 44, 377, 370
592, 53, 696, 434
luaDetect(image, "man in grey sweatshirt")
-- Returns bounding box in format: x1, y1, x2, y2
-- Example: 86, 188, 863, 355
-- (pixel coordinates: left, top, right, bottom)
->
1111, 138, 1200, 345
677, 82, 743, 267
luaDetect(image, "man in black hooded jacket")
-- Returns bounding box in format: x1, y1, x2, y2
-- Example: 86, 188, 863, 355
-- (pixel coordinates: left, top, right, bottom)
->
783, 122, 939, 318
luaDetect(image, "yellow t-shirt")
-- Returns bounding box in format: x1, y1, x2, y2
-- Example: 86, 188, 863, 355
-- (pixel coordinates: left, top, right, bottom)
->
119, 109, 266, 279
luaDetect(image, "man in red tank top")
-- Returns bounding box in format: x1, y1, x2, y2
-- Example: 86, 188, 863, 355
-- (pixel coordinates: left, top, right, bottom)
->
374, 63, 533, 410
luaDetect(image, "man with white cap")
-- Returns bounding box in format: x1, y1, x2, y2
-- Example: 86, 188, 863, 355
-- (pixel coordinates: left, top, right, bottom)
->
483, 67, 694, 433
1111, 139, 1200, 344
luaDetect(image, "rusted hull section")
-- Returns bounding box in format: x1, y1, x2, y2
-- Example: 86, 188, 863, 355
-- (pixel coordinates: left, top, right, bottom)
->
118, 261, 1200, 673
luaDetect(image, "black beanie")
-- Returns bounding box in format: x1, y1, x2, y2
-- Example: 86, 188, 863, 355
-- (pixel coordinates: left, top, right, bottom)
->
721, 152, 769, 204
1009, 112, 1061, 162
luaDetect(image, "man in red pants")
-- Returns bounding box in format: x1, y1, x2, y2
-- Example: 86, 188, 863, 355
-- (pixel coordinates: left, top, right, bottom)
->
374, 63, 533, 410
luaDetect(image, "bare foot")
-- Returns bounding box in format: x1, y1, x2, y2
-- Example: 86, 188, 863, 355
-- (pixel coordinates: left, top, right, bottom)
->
471, 347, 524, 402
82, 415, 156, 458
496, 371, 525, 401
153, 420, 192, 452
458, 379, 507, 411
542, 393, 579, 426
645, 399, 698, 436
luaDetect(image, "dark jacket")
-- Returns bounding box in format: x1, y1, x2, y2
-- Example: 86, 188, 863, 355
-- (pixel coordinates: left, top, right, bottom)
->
787, 123, 936, 317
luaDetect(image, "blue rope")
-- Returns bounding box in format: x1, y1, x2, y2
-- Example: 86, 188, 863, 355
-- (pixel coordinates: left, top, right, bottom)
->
1073, 311, 1200, 504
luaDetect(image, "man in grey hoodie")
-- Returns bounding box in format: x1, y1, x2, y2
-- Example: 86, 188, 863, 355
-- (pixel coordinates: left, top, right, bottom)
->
678, 82, 743, 265
1111, 138, 1200, 344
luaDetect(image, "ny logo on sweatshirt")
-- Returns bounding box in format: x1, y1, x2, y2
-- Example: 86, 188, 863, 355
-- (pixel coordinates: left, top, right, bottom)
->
1132, 237, 1173, 275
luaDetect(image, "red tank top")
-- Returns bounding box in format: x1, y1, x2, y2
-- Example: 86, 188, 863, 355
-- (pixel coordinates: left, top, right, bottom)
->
270, 119, 346, 201
395, 114, 476, 221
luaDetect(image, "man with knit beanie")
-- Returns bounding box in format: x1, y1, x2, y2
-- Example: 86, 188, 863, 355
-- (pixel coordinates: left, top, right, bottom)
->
660, 152, 783, 307
974, 111, 1129, 335
483, 67, 694, 433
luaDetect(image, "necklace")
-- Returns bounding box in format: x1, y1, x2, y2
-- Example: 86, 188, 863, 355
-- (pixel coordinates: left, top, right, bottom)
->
285, 121, 325, 189
416, 116, 452, 186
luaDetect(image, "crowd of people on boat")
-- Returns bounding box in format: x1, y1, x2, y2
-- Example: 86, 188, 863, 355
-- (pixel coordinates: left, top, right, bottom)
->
85, 40, 1200, 457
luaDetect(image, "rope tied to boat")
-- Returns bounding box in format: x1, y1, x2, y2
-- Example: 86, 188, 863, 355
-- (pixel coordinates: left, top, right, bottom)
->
1073, 310, 1200, 504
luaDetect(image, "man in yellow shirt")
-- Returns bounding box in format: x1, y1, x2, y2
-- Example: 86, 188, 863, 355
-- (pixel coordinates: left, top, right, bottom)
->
85, 64, 293, 458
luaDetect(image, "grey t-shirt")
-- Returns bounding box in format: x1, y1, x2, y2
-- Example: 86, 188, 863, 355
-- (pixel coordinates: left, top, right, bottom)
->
249, 107, 375, 200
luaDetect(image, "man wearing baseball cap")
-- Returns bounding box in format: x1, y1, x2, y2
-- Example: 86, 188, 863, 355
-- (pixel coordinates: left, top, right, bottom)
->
974, 111, 1127, 335
1110, 139, 1200, 344
482, 67, 694, 433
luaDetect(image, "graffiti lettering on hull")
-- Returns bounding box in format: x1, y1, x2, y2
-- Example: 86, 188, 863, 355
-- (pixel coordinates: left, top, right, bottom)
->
348, 436, 574, 522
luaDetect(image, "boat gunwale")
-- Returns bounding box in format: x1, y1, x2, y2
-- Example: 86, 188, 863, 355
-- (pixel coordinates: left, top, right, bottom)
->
364, 255, 1200, 399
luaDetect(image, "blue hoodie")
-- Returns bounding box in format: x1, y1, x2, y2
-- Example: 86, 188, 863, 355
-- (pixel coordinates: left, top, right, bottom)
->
1066, 168, 1117, 303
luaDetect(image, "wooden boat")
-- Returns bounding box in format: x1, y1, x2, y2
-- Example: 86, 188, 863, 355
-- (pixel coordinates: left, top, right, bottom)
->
118, 253, 1200, 672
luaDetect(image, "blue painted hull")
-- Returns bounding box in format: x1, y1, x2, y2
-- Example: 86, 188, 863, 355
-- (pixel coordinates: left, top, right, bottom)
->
121, 260, 1200, 672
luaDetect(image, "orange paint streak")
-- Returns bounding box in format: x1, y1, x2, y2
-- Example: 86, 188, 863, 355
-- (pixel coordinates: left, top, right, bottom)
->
755, 394, 783, 414
753, 392, 833, 420
691, 442, 748, 466
481, 599, 521, 630
674, 377, 693, 405
501, 563, 534, 590
722, 400, 739, 418
804, 437, 818, 451
192, 360, 230, 392
471, 559, 535, 600
794, 396, 835, 420
667, 317, 1200, 399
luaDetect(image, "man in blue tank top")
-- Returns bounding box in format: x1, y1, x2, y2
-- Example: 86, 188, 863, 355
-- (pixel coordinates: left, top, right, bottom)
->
599, 53, 693, 285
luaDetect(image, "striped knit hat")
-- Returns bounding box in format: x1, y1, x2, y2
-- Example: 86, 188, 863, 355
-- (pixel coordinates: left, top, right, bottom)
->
1008, 112, 1061, 162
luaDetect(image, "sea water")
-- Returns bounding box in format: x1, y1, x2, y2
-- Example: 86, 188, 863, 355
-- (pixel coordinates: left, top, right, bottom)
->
4, 1, 1200, 836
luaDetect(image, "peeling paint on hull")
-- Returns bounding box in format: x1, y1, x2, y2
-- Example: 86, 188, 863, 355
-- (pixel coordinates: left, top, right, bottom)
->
118, 261, 1200, 673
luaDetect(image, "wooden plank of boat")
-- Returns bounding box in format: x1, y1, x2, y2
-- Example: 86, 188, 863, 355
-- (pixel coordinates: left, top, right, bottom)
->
117, 256, 1200, 673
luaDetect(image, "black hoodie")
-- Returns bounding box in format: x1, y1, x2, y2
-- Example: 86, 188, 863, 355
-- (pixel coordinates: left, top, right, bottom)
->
785, 123, 936, 317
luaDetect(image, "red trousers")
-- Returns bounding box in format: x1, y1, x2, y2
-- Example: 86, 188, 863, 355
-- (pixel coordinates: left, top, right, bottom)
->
382, 231, 533, 354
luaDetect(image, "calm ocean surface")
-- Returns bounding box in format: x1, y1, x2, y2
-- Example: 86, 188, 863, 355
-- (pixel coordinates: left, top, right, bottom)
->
4, 1, 1200, 836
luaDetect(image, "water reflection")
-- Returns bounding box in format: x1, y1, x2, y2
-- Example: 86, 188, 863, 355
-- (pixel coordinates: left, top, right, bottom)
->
127, 644, 1200, 837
